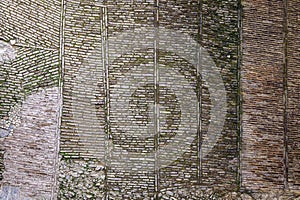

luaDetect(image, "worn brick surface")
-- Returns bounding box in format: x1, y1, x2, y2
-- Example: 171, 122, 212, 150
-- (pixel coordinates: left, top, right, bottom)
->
287, 0, 300, 189
242, 0, 286, 192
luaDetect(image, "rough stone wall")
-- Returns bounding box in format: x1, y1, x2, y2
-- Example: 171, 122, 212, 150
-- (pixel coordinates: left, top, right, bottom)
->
58, 158, 105, 199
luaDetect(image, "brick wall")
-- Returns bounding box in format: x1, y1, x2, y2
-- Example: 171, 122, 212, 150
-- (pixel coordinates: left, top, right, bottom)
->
287, 0, 300, 189
242, 0, 300, 194
0, 0, 300, 199
59, 0, 240, 199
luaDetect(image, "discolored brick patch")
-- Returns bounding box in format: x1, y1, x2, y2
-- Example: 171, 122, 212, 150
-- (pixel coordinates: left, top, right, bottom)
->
0, 87, 60, 199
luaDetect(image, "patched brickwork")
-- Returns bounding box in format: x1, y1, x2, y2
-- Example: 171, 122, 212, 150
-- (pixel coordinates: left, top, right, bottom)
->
1, 87, 60, 199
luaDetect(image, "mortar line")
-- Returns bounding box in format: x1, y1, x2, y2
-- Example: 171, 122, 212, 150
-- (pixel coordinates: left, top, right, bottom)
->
237, 0, 243, 192
196, 0, 203, 185
13, 44, 57, 51
283, 0, 289, 190
101, 6, 110, 199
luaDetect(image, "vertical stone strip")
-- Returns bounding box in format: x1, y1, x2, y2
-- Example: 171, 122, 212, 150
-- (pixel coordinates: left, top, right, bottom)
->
287, 0, 300, 190
197, 0, 203, 184
154, 0, 160, 198
283, 0, 289, 190
53, 0, 65, 199
242, 0, 285, 192
100, 6, 110, 199
237, 0, 243, 190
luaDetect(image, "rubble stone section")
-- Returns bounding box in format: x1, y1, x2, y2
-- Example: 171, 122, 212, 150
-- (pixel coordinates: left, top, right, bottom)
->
0, 41, 16, 64
287, 0, 300, 189
242, 0, 286, 191
58, 158, 106, 200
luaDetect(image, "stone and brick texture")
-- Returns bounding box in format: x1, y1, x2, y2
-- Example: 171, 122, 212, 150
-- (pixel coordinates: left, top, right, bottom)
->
0, 0, 300, 199
58, 1, 107, 199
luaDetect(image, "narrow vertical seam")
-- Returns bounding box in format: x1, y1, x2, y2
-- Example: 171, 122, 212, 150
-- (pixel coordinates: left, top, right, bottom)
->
197, 0, 203, 185
52, 0, 65, 199
283, 0, 289, 190
237, 0, 243, 192
154, 0, 160, 198
101, 6, 110, 199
